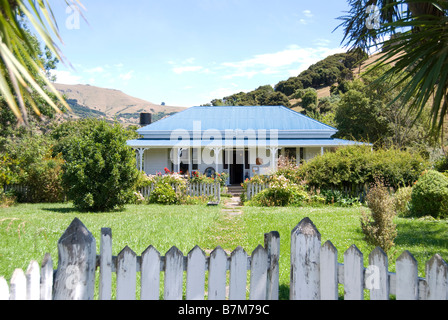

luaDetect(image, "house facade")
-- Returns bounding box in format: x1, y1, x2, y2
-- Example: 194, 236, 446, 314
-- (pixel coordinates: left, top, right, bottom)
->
126, 105, 364, 185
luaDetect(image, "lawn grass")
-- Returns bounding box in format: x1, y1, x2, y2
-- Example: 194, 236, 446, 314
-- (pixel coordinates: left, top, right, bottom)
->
0, 202, 221, 282
241, 206, 448, 298
1, 202, 447, 300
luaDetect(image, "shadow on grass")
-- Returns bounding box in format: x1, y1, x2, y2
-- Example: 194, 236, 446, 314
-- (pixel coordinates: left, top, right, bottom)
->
42, 207, 80, 214
395, 219, 448, 249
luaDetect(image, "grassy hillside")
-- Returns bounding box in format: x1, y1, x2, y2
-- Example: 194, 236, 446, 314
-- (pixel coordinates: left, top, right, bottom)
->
55, 83, 185, 125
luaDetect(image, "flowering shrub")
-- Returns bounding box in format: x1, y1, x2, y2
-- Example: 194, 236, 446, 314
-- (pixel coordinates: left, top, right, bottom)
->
148, 181, 179, 205
246, 175, 309, 207
189, 171, 215, 184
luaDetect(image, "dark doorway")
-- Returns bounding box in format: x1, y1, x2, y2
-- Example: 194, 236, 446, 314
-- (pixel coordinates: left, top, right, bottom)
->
229, 149, 244, 185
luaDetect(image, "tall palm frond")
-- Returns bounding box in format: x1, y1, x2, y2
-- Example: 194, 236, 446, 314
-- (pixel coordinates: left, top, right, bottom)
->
0, 0, 85, 125
337, 0, 448, 133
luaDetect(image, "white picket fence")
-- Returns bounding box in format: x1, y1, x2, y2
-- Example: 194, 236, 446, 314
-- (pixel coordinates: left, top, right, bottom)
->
1, 217, 447, 300
245, 182, 270, 201
290, 217, 448, 300
140, 182, 221, 202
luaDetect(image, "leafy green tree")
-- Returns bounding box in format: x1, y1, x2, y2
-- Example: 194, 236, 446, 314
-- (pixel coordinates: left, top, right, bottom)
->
338, 0, 448, 133
61, 119, 139, 211
335, 66, 438, 149
335, 86, 390, 144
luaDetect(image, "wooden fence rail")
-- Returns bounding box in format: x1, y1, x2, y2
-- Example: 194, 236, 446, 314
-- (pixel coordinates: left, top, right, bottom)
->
140, 182, 221, 202
0, 217, 447, 300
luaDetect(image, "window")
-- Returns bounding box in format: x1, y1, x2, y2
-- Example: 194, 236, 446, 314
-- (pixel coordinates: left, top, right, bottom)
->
284, 148, 297, 161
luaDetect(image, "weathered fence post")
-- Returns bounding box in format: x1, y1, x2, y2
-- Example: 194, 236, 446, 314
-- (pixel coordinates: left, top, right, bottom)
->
164, 246, 184, 300
368, 247, 389, 300
290, 217, 321, 300
249, 245, 268, 300
264, 231, 280, 300
0, 277, 9, 300
344, 245, 364, 300
141, 245, 161, 300
320, 240, 338, 300
229, 246, 248, 300
25, 261, 40, 300
425, 254, 448, 300
186, 246, 206, 300
10, 269, 26, 300
396, 250, 418, 300
99, 228, 112, 300
208, 246, 227, 300
40, 253, 53, 300
53, 218, 96, 300
116, 246, 137, 300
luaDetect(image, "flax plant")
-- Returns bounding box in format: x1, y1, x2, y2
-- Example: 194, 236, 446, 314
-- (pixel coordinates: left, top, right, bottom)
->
338, 0, 448, 133
0, 0, 84, 125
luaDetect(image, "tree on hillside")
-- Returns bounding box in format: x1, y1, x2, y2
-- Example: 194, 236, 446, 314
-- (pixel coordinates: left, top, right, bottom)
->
338, 0, 448, 133
208, 85, 291, 108
274, 50, 368, 96
335, 66, 437, 149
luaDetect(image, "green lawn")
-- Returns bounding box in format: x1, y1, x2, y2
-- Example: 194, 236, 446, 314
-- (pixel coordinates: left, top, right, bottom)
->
1, 202, 447, 299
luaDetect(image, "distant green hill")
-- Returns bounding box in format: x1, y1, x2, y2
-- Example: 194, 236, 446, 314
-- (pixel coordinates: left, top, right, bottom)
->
205, 49, 368, 108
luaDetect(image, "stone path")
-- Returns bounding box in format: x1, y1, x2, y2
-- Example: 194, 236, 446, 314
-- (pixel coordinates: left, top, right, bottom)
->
221, 196, 242, 215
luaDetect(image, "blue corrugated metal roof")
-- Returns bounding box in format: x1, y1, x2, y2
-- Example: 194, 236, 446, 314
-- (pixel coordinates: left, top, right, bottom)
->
127, 138, 368, 148
137, 105, 337, 133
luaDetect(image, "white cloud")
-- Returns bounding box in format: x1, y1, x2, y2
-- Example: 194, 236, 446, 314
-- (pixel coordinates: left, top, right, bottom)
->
173, 65, 204, 74
313, 38, 332, 47
221, 45, 345, 79
119, 70, 134, 81
85, 66, 105, 73
51, 70, 83, 85
303, 10, 313, 18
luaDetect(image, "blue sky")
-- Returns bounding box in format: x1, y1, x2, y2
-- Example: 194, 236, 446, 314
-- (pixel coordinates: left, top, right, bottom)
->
48, 0, 352, 107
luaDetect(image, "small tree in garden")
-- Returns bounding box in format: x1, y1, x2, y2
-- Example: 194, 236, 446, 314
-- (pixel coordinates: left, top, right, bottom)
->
62, 120, 139, 212
360, 179, 397, 253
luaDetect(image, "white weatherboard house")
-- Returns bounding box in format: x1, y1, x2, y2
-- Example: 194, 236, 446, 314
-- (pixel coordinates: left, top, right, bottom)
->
127, 105, 364, 185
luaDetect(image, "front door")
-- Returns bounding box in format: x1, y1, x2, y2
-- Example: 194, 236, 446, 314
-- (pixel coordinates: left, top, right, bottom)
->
229, 149, 244, 185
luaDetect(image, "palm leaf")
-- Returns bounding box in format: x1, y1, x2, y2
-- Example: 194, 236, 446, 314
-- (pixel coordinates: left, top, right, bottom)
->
337, 0, 448, 133
0, 0, 84, 124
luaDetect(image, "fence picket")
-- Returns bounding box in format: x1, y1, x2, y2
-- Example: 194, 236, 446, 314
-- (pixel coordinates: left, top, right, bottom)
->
10, 269, 26, 300
344, 245, 364, 300
208, 246, 227, 300
290, 218, 321, 300
53, 218, 96, 300
320, 240, 338, 300
99, 228, 112, 300
0, 277, 8, 300
229, 246, 248, 300
116, 246, 137, 300
264, 231, 280, 300
249, 245, 268, 300
141, 245, 161, 300
40, 253, 53, 300
186, 246, 206, 300
26, 260, 40, 300
164, 246, 184, 300
425, 254, 448, 300
396, 250, 418, 300
368, 247, 389, 300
